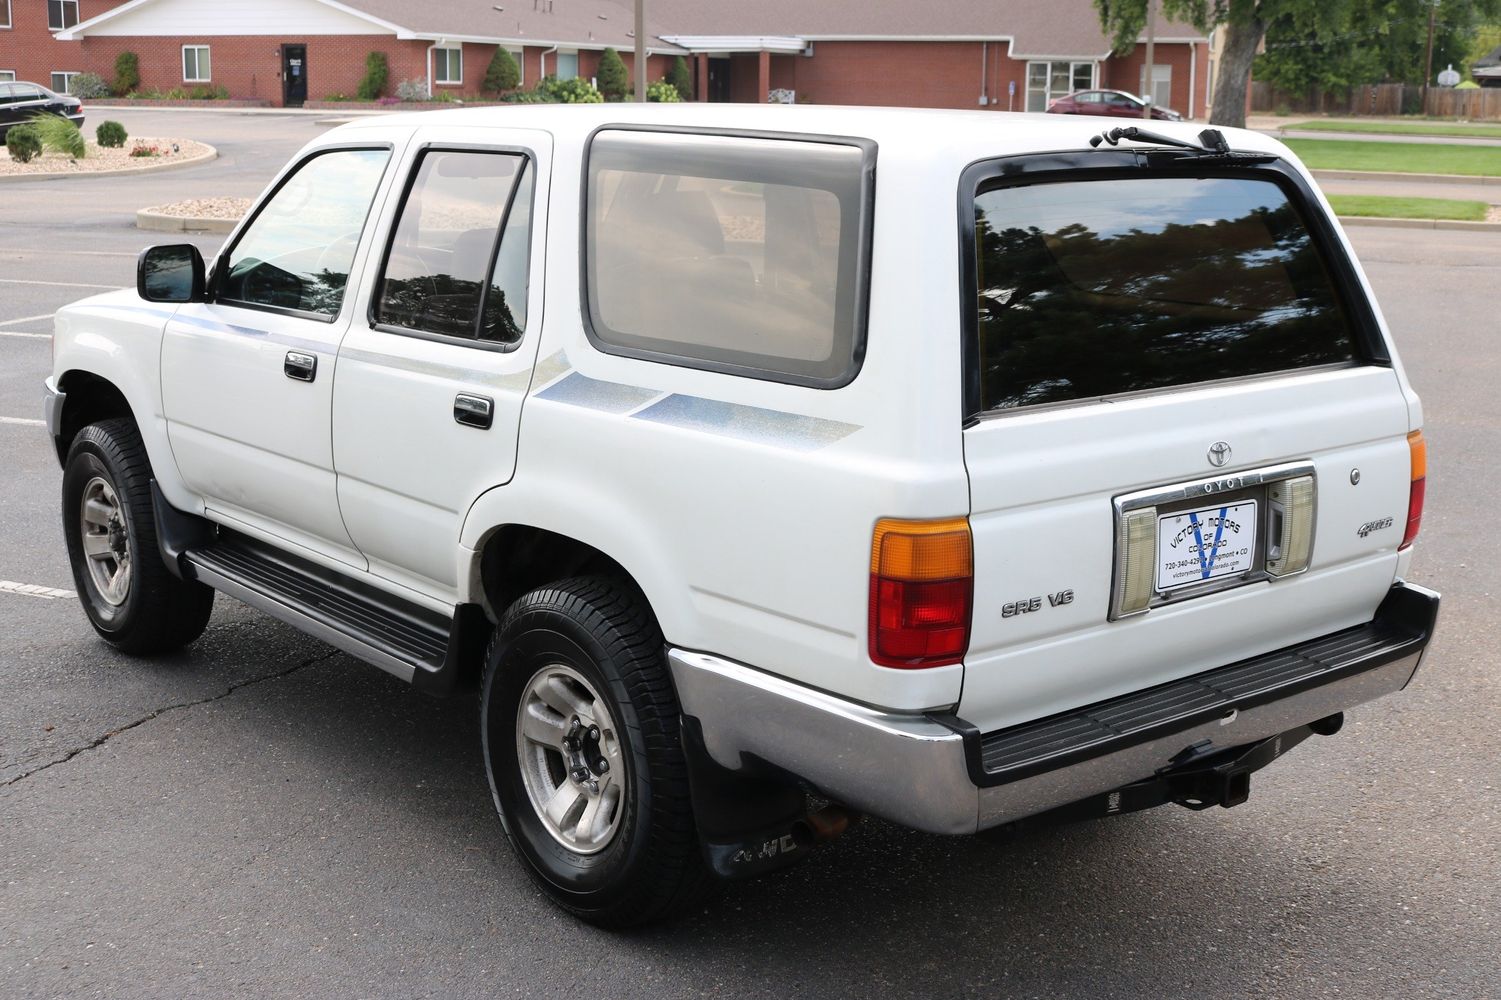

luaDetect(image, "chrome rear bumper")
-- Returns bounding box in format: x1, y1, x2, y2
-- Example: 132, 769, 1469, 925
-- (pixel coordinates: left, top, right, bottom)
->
669, 582, 1439, 836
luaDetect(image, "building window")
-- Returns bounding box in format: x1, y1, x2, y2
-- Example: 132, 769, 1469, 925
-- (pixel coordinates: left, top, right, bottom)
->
556, 50, 578, 81
47, 0, 78, 31
1026, 61, 1095, 112
0, 71, 15, 83
509, 48, 524, 86
434, 46, 462, 85
182, 45, 211, 83
1139, 63, 1172, 109
51, 71, 78, 94
1, 0, 12, 29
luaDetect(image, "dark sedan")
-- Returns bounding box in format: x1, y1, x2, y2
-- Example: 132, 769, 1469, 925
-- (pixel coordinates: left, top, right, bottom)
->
0, 81, 85, 141
1045, 89, 1182, 122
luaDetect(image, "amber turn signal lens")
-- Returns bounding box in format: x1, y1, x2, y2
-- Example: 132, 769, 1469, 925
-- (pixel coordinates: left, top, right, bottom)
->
869, 517, 973, 669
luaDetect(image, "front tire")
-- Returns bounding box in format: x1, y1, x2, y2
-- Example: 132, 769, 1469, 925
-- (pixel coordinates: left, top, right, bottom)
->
61, 419, 214, 654
481, 576, 712, 927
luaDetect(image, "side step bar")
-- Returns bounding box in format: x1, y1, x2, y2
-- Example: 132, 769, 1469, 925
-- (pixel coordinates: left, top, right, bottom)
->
152, 483, 488, 694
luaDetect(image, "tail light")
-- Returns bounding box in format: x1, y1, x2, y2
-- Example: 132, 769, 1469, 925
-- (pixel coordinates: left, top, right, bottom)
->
1400, 430, 1426, 551
868, 516, 972, 669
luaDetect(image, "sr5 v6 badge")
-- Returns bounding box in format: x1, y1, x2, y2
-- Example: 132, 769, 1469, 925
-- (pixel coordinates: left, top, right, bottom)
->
1003, 590, 1074, 618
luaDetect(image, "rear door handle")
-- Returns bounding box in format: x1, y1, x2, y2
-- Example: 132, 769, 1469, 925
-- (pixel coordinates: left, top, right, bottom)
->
454, 393, 494, 429
284, 351, 317, 382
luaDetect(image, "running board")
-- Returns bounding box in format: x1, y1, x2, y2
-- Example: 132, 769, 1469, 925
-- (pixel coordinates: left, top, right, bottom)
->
176, 526, 487, 694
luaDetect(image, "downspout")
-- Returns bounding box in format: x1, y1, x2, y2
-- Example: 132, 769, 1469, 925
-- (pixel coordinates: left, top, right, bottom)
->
979, 41, 988, 106
541, 44, 558, 78
427, 42, 438, 98
1189, 41, 1197, 119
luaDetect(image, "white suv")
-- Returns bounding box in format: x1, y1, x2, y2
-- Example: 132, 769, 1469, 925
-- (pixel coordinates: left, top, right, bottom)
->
43, 105, 1438, 927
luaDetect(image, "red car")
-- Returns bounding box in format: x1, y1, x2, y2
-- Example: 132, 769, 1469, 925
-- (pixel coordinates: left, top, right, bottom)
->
1046, 89, 1183, 122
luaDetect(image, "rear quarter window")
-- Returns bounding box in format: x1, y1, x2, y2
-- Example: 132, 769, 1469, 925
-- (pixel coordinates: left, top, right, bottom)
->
971, 174, 1360, 411
583, 128, 873, 387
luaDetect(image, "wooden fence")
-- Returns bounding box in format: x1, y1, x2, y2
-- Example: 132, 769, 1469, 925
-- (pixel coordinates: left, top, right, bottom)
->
1252, 81, 1501, 120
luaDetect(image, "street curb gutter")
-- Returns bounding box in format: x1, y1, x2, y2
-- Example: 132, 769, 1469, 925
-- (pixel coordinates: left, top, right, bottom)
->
0, 145, 218, 184
136, 210, 238, 234
1337, 215, 1501, 231
1312, 168, 1501, 187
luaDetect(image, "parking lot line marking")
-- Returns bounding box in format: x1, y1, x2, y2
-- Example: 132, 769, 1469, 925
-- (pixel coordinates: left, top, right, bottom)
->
1, 416, 46, 426
0, 278, 120, 290
0, 313, 54, 327
0, 330, 49, 340
0, 580, 75, 600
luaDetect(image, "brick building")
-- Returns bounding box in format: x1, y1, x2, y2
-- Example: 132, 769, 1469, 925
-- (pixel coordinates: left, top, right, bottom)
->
2, 0, 1209, 117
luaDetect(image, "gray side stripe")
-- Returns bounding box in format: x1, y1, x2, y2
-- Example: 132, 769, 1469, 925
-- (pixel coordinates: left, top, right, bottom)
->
633, 394, 859, 452
534, 371, 662, 414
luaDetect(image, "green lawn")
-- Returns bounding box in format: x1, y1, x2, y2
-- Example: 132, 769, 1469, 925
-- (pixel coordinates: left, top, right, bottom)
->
1286, 119, 1501, 140
1284, 138, 1501, 176
1326, 194, 1489, 221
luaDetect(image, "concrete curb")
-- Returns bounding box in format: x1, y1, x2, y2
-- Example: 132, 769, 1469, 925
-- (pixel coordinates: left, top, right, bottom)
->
1337, 215, 1501, 231
135, 209, 238, 234
0, 144, 218, 184
1312, 168, 1501, 187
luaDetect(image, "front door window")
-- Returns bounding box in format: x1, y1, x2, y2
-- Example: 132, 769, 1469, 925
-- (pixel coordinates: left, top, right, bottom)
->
1027, 61, 1095, 112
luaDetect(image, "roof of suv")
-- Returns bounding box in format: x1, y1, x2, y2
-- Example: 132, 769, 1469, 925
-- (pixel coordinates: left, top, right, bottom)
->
336, 103, 1288, 165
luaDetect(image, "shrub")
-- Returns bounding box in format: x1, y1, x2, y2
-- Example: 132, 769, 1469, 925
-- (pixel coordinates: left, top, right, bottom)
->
647, 79, 681, 103
483, 47, 521, 94
668, 55, 693, 101
129, 143, 160, 158
114, 51, 140, 96
596, 47, 628, 100
502, 89, 551, 104
395, 77, 429, 102
29, 113, 86, 158
536, 75, 603, 103
188, 84, 229, 100
356, 51, 389, 100
6, 125, 42, 163
70, 73, 112, 100
96, 120, 128, 148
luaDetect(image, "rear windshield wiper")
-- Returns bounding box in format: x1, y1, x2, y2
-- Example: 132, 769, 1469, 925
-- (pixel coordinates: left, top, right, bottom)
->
1089, 126, 1277, 162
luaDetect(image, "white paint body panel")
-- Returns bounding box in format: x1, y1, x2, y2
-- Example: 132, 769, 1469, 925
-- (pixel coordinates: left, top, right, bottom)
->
50, 104, 1423, 726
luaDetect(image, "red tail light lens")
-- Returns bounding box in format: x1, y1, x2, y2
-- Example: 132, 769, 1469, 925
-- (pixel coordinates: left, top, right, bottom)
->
1400, 430, 1426, 551
868, 517, 972, 669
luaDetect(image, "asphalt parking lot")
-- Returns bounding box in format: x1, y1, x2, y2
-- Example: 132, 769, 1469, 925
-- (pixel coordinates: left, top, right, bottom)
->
2, 109, 1499, 999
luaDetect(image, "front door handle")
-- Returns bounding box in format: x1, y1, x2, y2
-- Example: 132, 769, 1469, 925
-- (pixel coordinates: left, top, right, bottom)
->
454, 393, 494, 429
284, 351, 317, 382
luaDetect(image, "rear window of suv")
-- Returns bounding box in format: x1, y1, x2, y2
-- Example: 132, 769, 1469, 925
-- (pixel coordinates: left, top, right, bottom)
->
971, 174, 1359, 411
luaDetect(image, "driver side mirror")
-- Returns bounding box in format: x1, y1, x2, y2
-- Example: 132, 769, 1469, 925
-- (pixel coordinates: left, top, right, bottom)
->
137, 244, 206, 303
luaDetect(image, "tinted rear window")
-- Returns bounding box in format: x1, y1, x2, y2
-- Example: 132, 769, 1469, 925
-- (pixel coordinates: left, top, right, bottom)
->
972, 175, 1358, 411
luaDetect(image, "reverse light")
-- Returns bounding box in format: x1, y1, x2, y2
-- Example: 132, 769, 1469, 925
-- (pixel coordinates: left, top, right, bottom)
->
1113, 508, 1157, 618
1265, 475, 1315, 577
1401, 430, 1426, 551
868, 516, 972, 669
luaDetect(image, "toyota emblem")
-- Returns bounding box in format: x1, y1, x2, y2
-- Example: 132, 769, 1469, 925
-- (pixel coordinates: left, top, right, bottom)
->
1207, 441, 1232, 468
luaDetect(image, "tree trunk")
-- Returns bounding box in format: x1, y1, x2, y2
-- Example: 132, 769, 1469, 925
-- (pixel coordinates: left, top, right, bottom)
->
1208, 11, 1266, 129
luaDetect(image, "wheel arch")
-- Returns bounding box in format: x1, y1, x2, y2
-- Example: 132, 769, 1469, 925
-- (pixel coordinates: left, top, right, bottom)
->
54, 369, 134, 464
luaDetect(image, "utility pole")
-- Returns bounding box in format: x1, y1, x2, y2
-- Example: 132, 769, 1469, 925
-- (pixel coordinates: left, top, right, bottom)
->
634, 0, 647, 102
1422, 0, 1438, 112
1143, 0, 1156, 119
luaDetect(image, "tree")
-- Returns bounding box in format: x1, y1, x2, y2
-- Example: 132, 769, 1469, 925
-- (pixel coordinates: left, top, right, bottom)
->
1256, 0, 1501, 97
1095, 0, 1354, 127
357, 52, 389, 100
484, 47, 522, 93
113, 51, 140, 96
668, 55, 694, 101
597, 47, 629, 101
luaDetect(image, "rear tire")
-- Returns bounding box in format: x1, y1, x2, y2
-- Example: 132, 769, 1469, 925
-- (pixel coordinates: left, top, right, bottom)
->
61, 419, 214, 654
480, 576, 713, 927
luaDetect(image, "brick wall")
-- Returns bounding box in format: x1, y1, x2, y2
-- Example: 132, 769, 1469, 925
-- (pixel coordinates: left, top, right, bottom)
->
0, 0, 129, 88
1103, 42, 1210, 119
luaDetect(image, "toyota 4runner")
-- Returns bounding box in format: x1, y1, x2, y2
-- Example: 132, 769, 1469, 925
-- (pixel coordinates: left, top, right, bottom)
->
43, 105, 1438, 927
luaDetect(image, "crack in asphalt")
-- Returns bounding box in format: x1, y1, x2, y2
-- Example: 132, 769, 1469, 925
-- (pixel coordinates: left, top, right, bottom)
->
0, 647, 342, 790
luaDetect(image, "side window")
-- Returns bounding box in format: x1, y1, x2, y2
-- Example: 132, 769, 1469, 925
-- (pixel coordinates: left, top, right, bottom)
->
219, 148, 390, 319
374, 149, 529, 343
584, 130, 871, 387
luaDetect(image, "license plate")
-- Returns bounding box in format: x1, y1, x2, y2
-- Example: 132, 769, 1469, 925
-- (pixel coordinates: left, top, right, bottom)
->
1156, 500, 1258, 592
